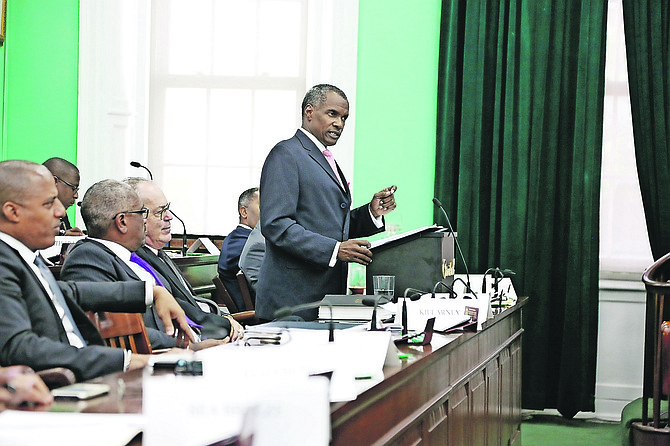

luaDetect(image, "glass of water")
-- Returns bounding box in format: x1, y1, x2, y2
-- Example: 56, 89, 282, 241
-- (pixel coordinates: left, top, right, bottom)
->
373, 275, 395, 298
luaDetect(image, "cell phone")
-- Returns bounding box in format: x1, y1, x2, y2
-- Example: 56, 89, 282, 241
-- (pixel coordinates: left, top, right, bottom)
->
52, 383, 110, 400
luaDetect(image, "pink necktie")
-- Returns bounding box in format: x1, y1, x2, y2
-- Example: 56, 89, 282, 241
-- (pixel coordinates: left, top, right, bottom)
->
323, 149, 345, 189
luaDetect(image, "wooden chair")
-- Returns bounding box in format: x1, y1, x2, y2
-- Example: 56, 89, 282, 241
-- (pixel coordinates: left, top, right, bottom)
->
88, 311, 152, 354
211, 274, 258, 325
236, 270, 256, 311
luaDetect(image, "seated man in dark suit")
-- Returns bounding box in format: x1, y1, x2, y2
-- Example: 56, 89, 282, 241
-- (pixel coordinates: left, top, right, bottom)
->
61, 179, 233, 347
42, 157, 84, 236
217, 187, 259, 310
124, 177, 243, 338
0, 160, 193, 381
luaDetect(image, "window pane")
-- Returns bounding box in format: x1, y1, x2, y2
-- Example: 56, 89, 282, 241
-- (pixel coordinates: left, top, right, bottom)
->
168, 0, 213, 75
253, 90, 299, 166
258, 1, 303, 77
163, 88, 207, 164
209, 89, 254, 166
212, 1, 257, 76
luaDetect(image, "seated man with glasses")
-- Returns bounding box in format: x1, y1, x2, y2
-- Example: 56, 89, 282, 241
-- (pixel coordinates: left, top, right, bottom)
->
124, 177, 243, 341
60, 180, 227, 349
42, 157, 84, 236
0, 161, 194, 381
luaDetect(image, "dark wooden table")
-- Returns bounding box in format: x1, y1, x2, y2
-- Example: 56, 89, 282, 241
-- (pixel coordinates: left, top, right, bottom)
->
52, 297, 526, 446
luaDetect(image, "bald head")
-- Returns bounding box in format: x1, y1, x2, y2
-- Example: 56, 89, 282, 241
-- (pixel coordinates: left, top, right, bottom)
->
0, 160, 65, 250
0, 160, 50, 209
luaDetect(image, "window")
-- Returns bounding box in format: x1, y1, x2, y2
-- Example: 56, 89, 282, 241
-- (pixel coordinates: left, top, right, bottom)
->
78, 0, 359, 235
599, 0, 653, 274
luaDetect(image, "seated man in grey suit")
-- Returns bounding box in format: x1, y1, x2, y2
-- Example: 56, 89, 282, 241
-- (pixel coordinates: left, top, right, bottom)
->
0, 160, 193, 381
239, 220, 265, 295
124, 177, 243, 339
60, 179, 227, 348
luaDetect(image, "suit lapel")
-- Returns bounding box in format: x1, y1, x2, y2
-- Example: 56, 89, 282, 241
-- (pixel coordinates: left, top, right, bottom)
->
136, 247, 196, 306
296, 131, 351, 197
0, 241, 104, 346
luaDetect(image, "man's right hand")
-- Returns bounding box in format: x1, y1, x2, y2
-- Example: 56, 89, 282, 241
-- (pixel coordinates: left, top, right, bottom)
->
152, 286, 196, 345
337, 239, 373, 265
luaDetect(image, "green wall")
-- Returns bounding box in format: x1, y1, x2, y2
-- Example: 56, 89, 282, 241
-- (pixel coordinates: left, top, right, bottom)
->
354, 0, 441, 237
2, 0, 79, 163
0, 0, 441, 233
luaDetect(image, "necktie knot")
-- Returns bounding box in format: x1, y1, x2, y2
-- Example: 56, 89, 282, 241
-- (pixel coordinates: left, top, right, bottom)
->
323, 149, 333, 158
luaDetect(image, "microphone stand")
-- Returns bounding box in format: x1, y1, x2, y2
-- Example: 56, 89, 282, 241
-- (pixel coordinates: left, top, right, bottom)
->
433, 197, 475, 295
362, 296, 391, 331
169, 209, 188, 258
130, 161, 154, 180
432, 280, 457, 299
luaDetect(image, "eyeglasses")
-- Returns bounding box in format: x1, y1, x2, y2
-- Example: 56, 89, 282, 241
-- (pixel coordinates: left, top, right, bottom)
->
153, 202, 171, 219
54, 176, 79, 193
112, 207, 149, 220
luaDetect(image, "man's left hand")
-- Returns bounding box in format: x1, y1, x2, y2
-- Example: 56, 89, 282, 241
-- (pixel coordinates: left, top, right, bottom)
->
370, 185, 397, 217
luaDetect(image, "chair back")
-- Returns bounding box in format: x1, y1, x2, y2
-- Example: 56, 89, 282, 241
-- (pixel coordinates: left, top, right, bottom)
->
211, 274, 260, 325
236, 270, 255, 311
88, 311, 152, 354
212, 274, 240, 313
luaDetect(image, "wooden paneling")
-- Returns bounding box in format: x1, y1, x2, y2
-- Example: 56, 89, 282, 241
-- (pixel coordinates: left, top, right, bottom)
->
330, 298, 525, 446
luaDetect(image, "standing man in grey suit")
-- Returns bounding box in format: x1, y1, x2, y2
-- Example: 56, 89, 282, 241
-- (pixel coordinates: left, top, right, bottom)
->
125, 177, 244, 339
0, 161, 192, 381
255, 84, 397, 321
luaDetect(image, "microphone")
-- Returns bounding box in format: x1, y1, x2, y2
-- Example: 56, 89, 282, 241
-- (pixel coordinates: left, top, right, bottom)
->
432, 197, 474, 295
362, 296, 392, 331
401, 288, 425, 335
432, 279, 457, 299
481, 267, 516, 293
274, 301, 334, 342
130, 161, 154, 180
169, 209, 188, 257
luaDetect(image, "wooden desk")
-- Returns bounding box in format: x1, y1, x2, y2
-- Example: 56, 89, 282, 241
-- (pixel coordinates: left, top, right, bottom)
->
54, 298, 525, 446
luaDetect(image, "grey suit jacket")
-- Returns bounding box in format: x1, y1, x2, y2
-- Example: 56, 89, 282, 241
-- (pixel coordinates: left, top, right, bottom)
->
239, 221, 265, 294
61, 238, 176, 349
0, 239, 147, 381
256, 130, 384, 320
135, 246, 231, 336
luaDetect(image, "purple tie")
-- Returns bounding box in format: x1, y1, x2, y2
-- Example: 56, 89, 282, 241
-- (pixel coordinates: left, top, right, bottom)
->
130, 252, 165, 286
130, 252, 200, 328
323, 149, 345, 189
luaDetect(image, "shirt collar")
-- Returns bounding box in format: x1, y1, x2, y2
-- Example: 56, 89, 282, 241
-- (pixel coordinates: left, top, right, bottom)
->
0, 231, 37, 264
90, 238, 132, 261
299, 127, 328, 153
144, 245, 160, 256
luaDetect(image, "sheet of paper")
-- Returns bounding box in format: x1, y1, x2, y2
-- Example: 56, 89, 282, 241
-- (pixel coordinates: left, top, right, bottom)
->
143, 372, 330, 446
0, 411, 143, 446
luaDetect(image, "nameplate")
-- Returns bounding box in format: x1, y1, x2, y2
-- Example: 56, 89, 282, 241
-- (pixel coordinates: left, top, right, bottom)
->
400, 294, 490, 332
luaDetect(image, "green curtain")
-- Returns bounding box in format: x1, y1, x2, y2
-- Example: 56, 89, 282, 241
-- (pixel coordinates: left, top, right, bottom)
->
622, 0, 670, 260
436, 0, 606, 418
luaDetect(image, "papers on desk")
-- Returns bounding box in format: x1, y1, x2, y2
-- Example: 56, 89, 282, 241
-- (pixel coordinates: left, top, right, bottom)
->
0, 411, 143, 446
143, 329, 395, 446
